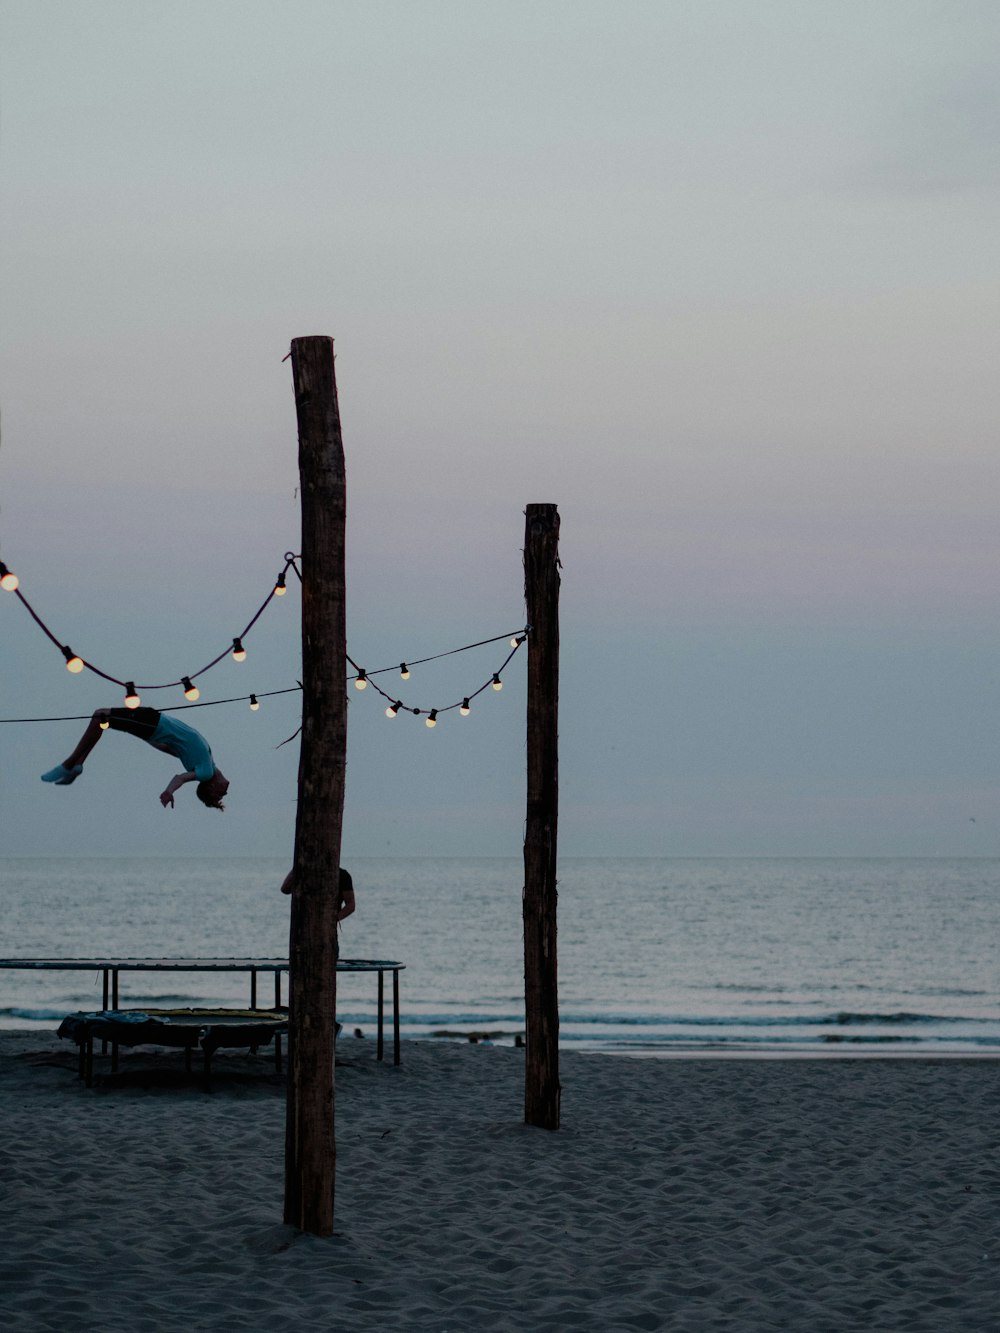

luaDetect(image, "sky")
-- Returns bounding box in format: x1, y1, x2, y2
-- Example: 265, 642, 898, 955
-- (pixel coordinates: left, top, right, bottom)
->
2, 0, 1000, 859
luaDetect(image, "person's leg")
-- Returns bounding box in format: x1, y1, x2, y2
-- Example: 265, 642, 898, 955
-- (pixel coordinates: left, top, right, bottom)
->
63, 709, 111, 768
41, 709, 110, 783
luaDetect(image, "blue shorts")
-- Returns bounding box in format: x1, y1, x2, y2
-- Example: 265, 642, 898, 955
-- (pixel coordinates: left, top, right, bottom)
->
107, 707, 161, 742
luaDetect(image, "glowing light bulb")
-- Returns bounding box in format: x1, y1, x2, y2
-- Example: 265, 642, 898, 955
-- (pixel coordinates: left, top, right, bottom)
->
460, 698, 471, 716
399, 663, 410, 680
62, 646, 84, 673
99, 717, 110, 730
0, 562, 18, 592
426, 709, 438, 728
232, 638, 247, 662
182, 676, 200, 701
354, 669, 368, 690
385, 700, 402, 718
249, 694, 260, 711
274, 571, 287, 596
124, 682, 141, 709
510, 637, 520, 648
492, 674, 503, 691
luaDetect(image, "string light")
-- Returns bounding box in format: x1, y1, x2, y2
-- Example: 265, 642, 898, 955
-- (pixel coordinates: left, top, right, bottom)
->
0, 550, 526, 727
1, 552, 297, 694
99, 716, 110, 730
361, 632, 527, 722
1, 684, 303, 726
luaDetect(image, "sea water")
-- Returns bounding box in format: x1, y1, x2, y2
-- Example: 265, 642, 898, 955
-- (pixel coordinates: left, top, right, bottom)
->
1, 857, 998, 1056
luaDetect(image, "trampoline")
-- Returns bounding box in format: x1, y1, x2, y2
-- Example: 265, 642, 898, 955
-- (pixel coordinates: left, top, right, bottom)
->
0, 956, 405, 1063
57, 1007, 290, 1089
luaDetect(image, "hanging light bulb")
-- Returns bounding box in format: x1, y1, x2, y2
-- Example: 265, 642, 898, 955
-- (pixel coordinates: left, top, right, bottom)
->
0, 562, 18, 592
399, 663, 410, 680
510, 636, 521, 648
425, 709, 438, 728
182, 676, 200, 701
385, 700, 402, 718
354, 669, 368, 690
232, 638, 247, 662
249, 694, 260, 711
274, 570, 287, 596
62, 646, 84, 674
99, 716, 110, 730
492, 674, 503, 691
124, 682, 141, 709
460, 698, 471, 716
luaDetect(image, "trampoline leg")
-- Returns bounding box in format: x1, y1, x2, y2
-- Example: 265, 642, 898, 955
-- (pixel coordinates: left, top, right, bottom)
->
101, 970, 110, 1055
377, 971, 384, 1062
108, 972, 120, 1072
393, 969, 401, 1066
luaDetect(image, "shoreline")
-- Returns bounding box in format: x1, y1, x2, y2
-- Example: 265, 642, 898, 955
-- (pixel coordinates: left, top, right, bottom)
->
3, 1028, 999, 1330
4, 1016, 1000, 1060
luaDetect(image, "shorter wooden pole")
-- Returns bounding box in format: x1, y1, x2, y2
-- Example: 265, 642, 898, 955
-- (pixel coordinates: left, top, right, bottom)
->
523, 502, 561, 1130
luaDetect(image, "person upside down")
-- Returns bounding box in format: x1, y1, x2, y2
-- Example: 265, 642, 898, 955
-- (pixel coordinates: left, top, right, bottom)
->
42, 707, 230, 810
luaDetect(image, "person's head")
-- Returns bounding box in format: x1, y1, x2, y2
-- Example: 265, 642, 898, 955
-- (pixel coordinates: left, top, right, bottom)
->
196, 769, 229, 811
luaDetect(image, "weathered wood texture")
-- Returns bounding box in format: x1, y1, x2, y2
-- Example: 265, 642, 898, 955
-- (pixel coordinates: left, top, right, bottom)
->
523, 502, 561, 1129
283, 335, 347, 1234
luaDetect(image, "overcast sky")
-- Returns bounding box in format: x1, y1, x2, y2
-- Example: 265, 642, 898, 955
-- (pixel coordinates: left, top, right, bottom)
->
2, 1, 999, 858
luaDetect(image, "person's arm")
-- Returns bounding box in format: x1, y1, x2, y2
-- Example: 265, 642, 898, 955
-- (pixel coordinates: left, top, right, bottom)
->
159, 771, 198, 808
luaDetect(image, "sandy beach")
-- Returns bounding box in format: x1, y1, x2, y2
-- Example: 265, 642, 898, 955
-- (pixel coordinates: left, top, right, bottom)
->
2, 1031, 997, 1331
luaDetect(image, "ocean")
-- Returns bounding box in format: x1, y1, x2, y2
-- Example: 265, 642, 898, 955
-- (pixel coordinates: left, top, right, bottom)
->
1, 857, 998, 1056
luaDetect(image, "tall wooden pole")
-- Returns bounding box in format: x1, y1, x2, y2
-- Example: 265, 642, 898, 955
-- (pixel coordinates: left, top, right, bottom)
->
283, 335, 347, 1235
523, 502, 561, 1129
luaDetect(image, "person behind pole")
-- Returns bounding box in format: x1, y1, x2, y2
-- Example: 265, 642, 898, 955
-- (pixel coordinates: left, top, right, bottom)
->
41, 706, 229, 810
282, 865, 355, 1041
281, 865, 356, 924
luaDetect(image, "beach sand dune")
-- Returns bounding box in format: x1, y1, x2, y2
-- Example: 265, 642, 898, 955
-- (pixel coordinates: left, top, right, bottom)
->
2, 1031, 997, 1331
